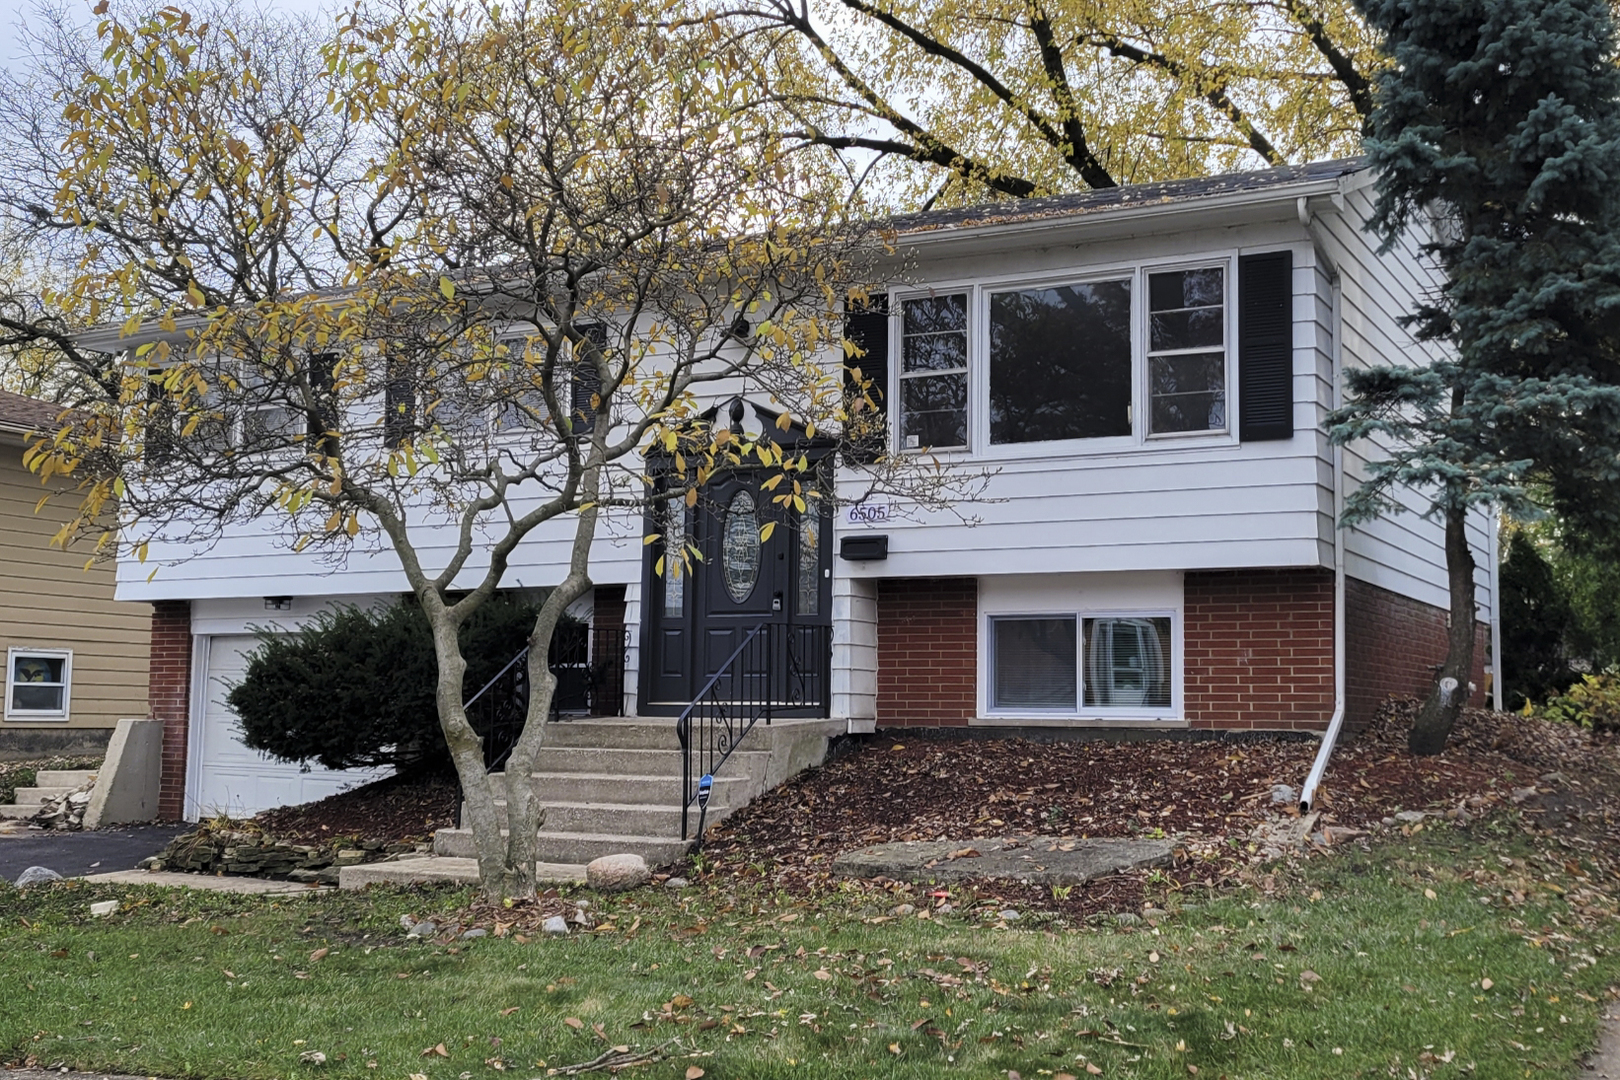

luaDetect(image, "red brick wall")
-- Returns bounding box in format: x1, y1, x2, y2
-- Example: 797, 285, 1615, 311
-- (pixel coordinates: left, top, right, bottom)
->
1184, 568, 1335, 731
876, 577, 976, 727
1346, 577, 1488, 728
149, 600, 192, 821
593, 584, 626, 637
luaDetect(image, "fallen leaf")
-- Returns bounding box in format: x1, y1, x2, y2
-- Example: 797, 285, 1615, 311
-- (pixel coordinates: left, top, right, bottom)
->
222, 970, 237, 979
1057, 1074, 1077, 1080
889, 1043, 902, 1056
1424, 888, 1437, 900
309, 948, 329, 962
421, 1044, 450, 1058
499, 1007, 519, 1017
685, 1069, 705, 1080
1481, 978, 1494, 990
1149, 951, 1161, 963
1086, 1065, 1103, 1076
563, 1018, 583, 1030
813, 969, 833, 981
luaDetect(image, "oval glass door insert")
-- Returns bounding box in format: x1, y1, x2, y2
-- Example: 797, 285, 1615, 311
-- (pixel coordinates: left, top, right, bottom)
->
722, 490, 761, 602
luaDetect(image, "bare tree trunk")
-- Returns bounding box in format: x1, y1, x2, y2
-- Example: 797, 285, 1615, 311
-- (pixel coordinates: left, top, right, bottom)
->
427, 616, 510, 897
498, 458, 604, 899
1409, 501, 1476, 755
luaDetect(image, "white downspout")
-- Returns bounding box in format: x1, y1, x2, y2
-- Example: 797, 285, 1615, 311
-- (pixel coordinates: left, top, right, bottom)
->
1298, 195, 1346, 814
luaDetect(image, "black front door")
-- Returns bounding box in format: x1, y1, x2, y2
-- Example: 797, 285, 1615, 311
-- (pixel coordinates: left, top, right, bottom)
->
642, 469, 831, 714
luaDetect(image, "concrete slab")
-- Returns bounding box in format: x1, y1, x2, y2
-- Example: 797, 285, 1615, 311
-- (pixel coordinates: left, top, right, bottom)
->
339, 856, 586, 889
0, 822, 190, 881
832, 835, 1175, 886
79, 869, 326, 894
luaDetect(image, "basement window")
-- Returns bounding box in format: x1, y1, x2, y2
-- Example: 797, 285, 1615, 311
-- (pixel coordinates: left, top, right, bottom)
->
5, 648, 72, 721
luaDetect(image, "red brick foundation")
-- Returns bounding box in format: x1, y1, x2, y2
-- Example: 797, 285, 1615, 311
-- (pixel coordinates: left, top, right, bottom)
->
593, 584, 626, 638
876, 577, 977, 727
1346, 577, 1488, 728
149, 600, 192, 821
1184, 569, 1335, 731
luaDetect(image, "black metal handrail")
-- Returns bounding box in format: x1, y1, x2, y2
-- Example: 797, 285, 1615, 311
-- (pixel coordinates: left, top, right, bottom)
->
675, 621, 831, 843
464, 625, 627, 773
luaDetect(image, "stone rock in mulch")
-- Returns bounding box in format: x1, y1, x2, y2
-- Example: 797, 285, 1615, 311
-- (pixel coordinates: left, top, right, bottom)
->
1393, 810, 1429, 823
542, 915, 569, 935
30, 777, 96, 831
585, 853, 651, 892
833, 835, 1174, 887
664, 876, 689, 889
406, 920, 438, 938
461, 928, 488, 940
1270, 783, 1298, 805
14, 865, 63, 887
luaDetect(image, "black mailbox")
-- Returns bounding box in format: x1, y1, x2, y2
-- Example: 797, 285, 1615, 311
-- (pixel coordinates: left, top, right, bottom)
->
840, 534, 889, 561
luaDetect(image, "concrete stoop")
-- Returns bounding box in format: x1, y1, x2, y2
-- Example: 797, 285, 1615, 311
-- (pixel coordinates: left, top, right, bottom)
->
430, 716, 841, 869
0, 770, 97, 820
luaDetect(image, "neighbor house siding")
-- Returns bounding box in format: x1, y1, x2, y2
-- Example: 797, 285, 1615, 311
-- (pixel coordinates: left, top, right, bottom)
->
876, 577, 976, 727
0, 437, 147, 732
1183, 568, 1335, 731
1346, 577, 1488, 728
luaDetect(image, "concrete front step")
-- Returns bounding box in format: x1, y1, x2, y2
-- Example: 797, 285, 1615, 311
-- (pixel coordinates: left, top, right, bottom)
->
35, 770, 96, 788
494, 771, 750, 807
0, 803, 41, 819
541, 719, 684, 751
484, 799, 726, 838
433, 826, 691, 866
529, 745, 772, 779
12, 786, 77, 804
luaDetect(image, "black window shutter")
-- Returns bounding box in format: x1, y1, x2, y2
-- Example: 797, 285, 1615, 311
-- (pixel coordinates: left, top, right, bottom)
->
307, 351, 340, 453
384, 348, 416, 448
1238, 251, 1294, 442
572, 323, 607, 435
842, 294, 889, 461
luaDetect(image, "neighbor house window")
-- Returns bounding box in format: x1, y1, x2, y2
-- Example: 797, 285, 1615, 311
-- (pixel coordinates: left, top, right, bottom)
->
899, 293, 969, 450
1083, 617, 1172, 708
1147, 267, 1227, 434
989, 278, 1132, 443
5, 649, 71, 720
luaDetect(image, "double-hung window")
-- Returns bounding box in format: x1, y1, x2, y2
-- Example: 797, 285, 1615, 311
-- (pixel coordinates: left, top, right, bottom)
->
6, 648, 71, 720
989, 615, 1173, 714
1147, 267, 1227, 435
898, 294, 969, 450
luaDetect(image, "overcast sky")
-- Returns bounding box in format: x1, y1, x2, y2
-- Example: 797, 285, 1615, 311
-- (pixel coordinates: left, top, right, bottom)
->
0, 0, 338, 74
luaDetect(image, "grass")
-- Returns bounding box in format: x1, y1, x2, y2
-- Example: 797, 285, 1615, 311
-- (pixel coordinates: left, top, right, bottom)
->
0, 819, 1614, 1080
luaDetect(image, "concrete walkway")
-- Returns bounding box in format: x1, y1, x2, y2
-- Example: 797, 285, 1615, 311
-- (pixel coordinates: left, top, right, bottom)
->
0, 823, 188, 883
339, 855, 585, 888
79, 869, 326, 894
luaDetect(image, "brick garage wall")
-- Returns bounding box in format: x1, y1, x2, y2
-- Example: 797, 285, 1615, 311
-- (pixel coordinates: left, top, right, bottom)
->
149, 600, 192, 821
876, 577, 976, 727
592, 584, 626, 637
1184, 569, 1335, 731
1346, 577, 1488, 728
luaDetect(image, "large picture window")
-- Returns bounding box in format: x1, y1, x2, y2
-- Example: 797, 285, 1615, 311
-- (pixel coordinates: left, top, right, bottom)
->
989, 279, 1132, 444
899, 293, 968, 450
1147, 268, 1227, 434
987, 615, 1173, 715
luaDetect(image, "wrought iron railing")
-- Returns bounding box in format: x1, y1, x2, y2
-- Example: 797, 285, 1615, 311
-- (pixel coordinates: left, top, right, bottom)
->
464, 625, 627, 773
675, 621, 832, 843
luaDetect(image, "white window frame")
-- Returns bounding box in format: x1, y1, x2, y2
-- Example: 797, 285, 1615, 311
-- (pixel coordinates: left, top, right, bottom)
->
1142, 260, 1233, 441
894, 291, 972, 453
5, 647, 73, 722
981, 608, 1180, 721
888, 252, 1239, 459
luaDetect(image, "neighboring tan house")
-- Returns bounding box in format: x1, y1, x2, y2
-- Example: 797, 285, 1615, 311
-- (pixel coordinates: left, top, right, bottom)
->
0, 389, 148, 758
82, 159, 1501, 848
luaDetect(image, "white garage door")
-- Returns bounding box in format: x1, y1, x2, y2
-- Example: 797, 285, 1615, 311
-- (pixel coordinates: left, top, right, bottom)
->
188, 635, 391, 821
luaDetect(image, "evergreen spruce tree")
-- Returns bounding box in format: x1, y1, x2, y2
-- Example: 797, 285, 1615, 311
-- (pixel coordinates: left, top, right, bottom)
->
1336, 0, 1620, 753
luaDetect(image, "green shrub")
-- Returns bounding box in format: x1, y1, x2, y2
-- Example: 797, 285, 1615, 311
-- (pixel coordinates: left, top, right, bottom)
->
1540, 670, 1620, 734
226, 594, 577, 772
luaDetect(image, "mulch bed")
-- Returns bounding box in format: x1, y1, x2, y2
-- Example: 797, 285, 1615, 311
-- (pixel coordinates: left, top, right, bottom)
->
252, 772, 459, 845
694, 699, 1620, 921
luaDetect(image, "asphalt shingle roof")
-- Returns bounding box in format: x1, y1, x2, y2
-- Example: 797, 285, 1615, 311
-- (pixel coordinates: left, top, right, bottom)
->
0, 389, 71, 436
887, 156, 1368, 235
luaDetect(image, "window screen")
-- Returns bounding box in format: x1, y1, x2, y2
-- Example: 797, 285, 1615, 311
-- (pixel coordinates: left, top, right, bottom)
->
991, 617, 1078, 710
899, 294, 968, 450
1083, 617, 1172, 708
1148, 268, 1226, 434
8, 652, 68, 716
989, 278, 1132, 443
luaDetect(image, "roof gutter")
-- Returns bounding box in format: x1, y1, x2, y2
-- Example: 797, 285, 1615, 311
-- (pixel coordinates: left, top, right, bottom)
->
1297, 194, 1346, 815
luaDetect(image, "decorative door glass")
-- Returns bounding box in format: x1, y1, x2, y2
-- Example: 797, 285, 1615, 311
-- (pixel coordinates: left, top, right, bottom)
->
722, 490, 761, 602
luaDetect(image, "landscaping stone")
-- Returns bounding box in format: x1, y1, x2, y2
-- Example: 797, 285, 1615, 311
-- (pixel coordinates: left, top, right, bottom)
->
406, 920, 438, 938
461, 928, 488, 940
998, 909, 1021, 921
832, 835, 1174, 886
585, 853, 651, 892
1270, 783, 1298, 805
89, 900, 119, 917
14, 865, 63, 887
542, 915, 569, 935
1394, 810, 1428, 823
664, 876, 689, 889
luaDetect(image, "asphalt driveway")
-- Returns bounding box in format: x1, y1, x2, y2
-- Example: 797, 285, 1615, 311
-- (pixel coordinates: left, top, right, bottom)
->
0, 823, 190, 883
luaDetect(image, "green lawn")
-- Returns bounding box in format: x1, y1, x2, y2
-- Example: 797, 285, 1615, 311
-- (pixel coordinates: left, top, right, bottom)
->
1, 821, 1614, 1079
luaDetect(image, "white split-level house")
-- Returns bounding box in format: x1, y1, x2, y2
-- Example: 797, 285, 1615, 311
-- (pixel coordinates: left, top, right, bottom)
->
81, 157, 1500, 838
